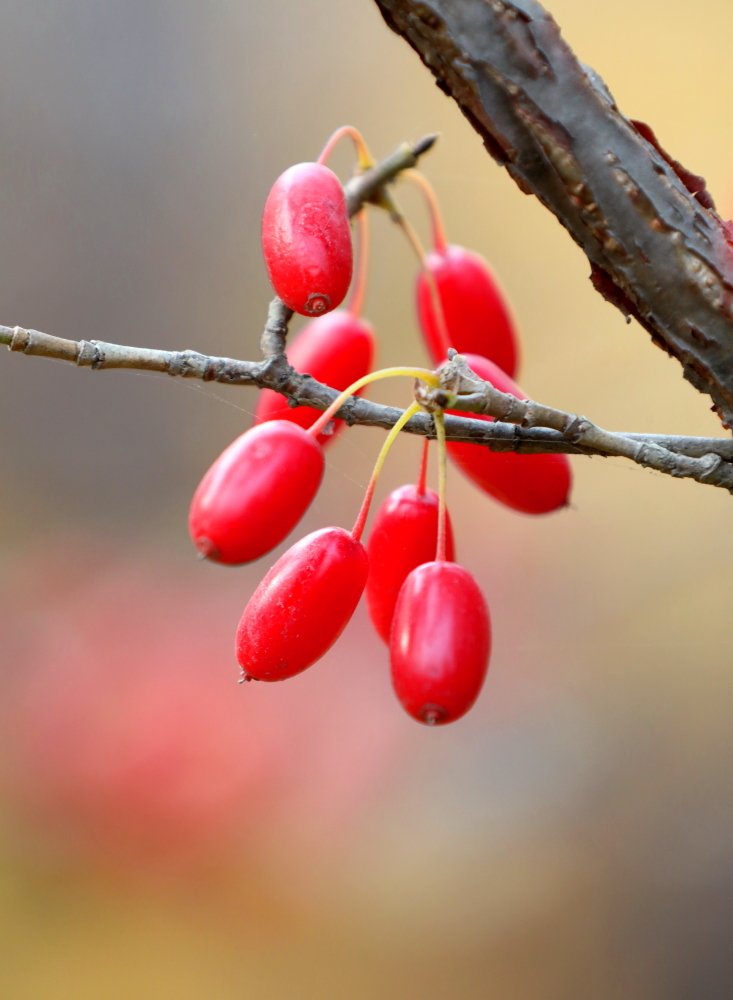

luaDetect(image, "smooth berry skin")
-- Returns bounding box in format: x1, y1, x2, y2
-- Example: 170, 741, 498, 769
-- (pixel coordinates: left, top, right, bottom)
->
262, 162, 353, 316
237, 527, 369, 682
366, 485, 455, 644
390, 562, 491, 725
417, 245, 519, 377
254, 310, 376, 447
446, 353, 572, 515
189, 421, 324, 565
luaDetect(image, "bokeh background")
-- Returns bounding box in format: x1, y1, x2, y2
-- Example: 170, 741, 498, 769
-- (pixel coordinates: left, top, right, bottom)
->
0, 1, 732, 996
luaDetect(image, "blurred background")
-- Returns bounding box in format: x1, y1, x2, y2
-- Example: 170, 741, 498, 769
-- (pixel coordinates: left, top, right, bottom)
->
0, 1, 732, 996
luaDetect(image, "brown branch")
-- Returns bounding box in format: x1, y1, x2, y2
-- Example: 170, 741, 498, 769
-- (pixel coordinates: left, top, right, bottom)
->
371, 0, 733, 429
4, 323, 733, 490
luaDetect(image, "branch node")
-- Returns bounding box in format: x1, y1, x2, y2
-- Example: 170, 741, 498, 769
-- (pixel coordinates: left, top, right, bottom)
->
697, 452, 724, 483
10, 326, 30, 352
562, 414, 587, 443
167, 350, 205, 378
78, 340, 102, 367
202, 356, 221, 381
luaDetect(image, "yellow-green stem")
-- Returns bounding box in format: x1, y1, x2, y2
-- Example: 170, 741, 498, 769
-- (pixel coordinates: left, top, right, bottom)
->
352, 401, 422, 542
308, 367, 438, 440
435, 410, 447, 562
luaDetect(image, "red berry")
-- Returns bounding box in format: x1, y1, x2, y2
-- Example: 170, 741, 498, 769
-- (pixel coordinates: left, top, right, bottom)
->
255, 310, 376, 447
237, 527, 368, 682
189, 421, 324, 565
390, 561, 491, 725
417, 245, 519, 377
366, 484, 455, 643
446, 353, 572, 515
262, 162, 353, 316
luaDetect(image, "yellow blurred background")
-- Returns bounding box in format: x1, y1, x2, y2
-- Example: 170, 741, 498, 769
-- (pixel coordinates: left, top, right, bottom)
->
1, 1, 733, 997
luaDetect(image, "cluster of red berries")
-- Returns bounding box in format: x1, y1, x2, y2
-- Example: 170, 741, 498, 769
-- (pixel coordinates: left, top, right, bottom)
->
188, 128, 572, 726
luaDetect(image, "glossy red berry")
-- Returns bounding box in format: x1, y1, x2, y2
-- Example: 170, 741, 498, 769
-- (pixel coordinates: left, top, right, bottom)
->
237, 527, 369, 682
255, 310, 376, 447
189, 421, 324, 565
417, 245, 519, 377
262, 162, 353, 316
390, 561, 491, 725
446, 353, 572, 515
366, 484, 455, 643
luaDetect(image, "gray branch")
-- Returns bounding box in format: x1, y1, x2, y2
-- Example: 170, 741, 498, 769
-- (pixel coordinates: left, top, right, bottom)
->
372, 0, 733, 430
433, 353, 733, 492
4, 323, 733, 491
4, 130, 733, 493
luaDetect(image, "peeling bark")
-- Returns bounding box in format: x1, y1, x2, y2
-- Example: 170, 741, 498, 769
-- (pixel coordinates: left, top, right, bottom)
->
372, 0, 733, 429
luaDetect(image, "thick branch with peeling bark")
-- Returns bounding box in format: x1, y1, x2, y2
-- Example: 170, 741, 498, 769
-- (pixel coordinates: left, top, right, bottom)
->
372, 0, 733, 429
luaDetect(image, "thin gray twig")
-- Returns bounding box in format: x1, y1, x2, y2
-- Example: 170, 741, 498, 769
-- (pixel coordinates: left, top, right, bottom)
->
4, 323, 733, 491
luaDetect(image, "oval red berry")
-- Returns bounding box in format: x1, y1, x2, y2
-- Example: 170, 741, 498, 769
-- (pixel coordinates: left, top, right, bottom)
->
262, 162, 353, 316
446, 353, 572, 515
366, 484, 454, 644
417, 245, 519, 377
188, 421, 324, 565
237, 527, 369, 682
390, 561, 491, 725
255, 310, 375, 447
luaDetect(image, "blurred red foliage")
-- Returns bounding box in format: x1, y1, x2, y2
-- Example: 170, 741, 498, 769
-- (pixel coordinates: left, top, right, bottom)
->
0, 540, 403, 874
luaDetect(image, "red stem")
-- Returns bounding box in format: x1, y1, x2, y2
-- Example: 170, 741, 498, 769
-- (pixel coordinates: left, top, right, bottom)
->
394, 214, 452, 359
317, 126, 372, 169
406, 170, 448, 253
416, 437, 429, 496
351, 476, 376, 543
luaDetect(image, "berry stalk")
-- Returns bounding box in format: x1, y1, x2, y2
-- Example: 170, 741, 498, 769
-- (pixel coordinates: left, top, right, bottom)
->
416, 437, 429, 497
404, 169, 447, 252
434, 409, 448, 562
317, 125, 374, 171
308, 367, 438, 439
393, 212, 451, 358
348, 210, 370, 319
352, 400, 422, 542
